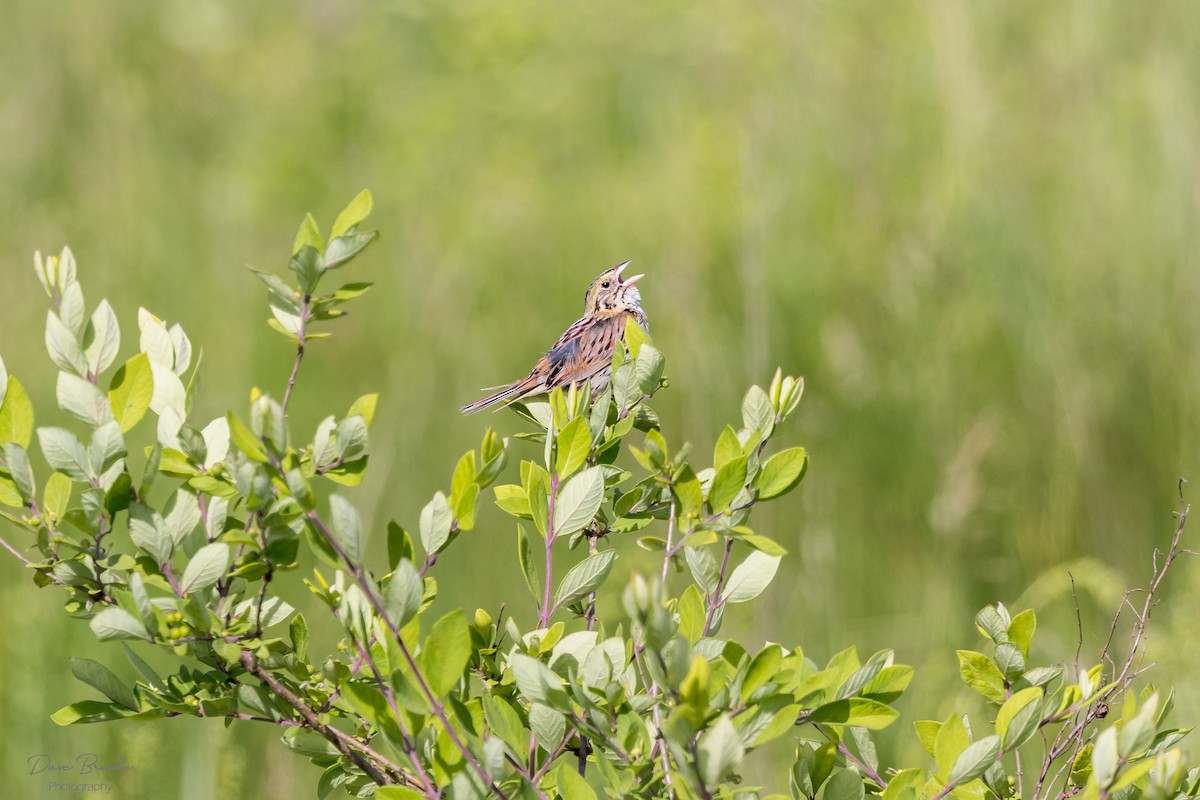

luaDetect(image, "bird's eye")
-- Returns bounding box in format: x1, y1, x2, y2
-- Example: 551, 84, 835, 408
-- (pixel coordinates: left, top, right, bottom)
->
601, 280, 611, 288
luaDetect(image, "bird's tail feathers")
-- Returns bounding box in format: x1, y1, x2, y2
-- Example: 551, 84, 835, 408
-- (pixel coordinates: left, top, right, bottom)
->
460, 378, 537, 414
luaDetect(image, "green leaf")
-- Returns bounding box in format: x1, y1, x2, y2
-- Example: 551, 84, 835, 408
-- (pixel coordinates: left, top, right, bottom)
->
293, 212, 324, 254
862, 664, 914, 701
713, 425, 742, 471
0, 376, 34, 447
84, 299, 121, 375
128, 571, 156, 632
554, 762, 597, 800
419, 491, 453, 555
57, 372, 114, 428
1118, 698, 1158, 758
71, 658, 139, 711
323, 231, 379, 271
179, 542, 229, 594
129, 502, 172, 564
227, 412, 267, 462
1008, 609, 1037, 658
914, 720, 942, 758
450, 450, 478, 527
59, 283, 85, 335
386, 559, 422, 627
996, 687, 1043, 750
947, 734, 1001, 785
956, 650, 1006, 703
1092, 728, 1118, 788
740, 533, 788, 557
685, 545, 719, 593
721, 550, 782, 604
38, 427, 91, 481
552, 466, 605, 536
994, 642, 1026, 681
4, 443, 35, 504
46, 310, 87, 376
328, 495, 361, 563
742, 384, 775, 437
163, 489, 200, 546
709, 455, 748, 512
699, 715, 745, 786
89, 608, 149, 641
290, 613, 310, 661
554, 550, 616, 609
330, 189, 374, 239
528, 702, 566, 749
122, 643, 165, 691
510, 654, 569, 709
420, 610, 471, 696
51, 701, 124, 725
824, 768, 865, 800
624, 320, 651, 358
674, 464, 704, 520
808, 698, 900, 730
757, 448, 809, 500
678, 584, 705, 645
934, 714, 970, 779
0, 356, 6, 407
494, 484, 531, 518
744, 644, 784, 700
108, 354, 154, 433
386, 520, 414, 570
290, 245, 324, 294
975, 605, 1009, 643
482, 694, 528, 757
88, 421, 127, 476
376, 789, 426, 800
44, 472, 71, 520
633, 344, 666, 395
516, 524, 541, 603
555, 416, 592, 479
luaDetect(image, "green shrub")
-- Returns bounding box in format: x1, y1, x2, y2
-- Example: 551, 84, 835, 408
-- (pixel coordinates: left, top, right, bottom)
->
0, 191, 1194, 800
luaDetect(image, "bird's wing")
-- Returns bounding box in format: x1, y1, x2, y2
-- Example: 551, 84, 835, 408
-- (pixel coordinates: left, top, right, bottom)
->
544, 316, 623, 388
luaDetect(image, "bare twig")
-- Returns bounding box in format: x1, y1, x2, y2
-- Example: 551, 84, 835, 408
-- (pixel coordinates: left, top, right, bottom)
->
281, 296, 311, 418
239, 650, 393, 787
1032, 484, 1191, 800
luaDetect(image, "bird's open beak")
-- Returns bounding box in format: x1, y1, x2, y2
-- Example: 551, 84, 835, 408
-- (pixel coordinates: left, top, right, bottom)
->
615, 261, 644, 286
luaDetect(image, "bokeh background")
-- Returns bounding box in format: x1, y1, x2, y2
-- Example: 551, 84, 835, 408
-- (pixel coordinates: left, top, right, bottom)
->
2, 1, 1199, 797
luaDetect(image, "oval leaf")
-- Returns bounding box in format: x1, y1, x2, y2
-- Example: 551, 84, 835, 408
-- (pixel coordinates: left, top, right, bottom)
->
552, 466, 604, 536
948, 734, 1001, 785
720, 551, 782, 604
180, 542, 230, 594
554, 550, 617, 609
757, 447, 808, 500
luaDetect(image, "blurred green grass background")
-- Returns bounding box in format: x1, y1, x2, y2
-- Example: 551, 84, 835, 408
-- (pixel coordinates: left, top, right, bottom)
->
2, 1, 1199, 797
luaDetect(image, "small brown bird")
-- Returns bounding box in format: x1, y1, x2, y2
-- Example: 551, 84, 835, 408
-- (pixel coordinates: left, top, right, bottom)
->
461, 262, 647, 414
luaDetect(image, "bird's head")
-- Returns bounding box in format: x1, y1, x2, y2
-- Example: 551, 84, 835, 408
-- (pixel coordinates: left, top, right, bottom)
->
584, 261, 645, 321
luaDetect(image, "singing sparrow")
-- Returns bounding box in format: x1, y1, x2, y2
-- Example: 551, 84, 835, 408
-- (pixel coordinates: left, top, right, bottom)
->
461, 262, 647, 414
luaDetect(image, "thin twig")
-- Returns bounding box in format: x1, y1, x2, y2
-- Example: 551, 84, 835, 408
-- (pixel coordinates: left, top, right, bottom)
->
702, 538, 735, 637
661, 495, 677, 584
281, 296, 311, 418
306, 511, 511, 799
239, 651, 391, 786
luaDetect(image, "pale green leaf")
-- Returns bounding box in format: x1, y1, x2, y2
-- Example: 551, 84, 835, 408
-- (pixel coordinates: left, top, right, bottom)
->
721, 550, 782, 604
554, 550, 616, 609
179, 542, 229, 594
552, 466, 605, 536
